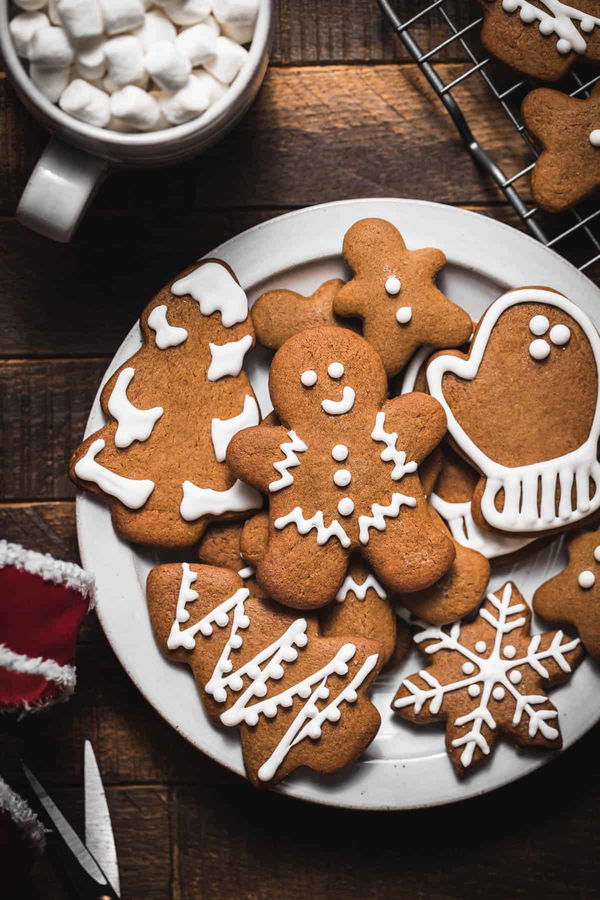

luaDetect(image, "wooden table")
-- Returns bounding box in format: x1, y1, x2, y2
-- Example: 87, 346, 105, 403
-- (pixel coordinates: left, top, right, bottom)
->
2, 2, 600, 897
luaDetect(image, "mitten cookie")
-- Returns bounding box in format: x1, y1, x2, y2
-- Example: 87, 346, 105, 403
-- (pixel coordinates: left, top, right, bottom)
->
534, 527, 600, 659
70, 260, 262, 548
478, 0, 600, 81
393, 582, 583, 774
147, 563, 382, 786
427, 286, 600, 536
227, 326, 455, 608
251, 279, 345, 349
332, 219, 472, 377
523, 83, 600, 213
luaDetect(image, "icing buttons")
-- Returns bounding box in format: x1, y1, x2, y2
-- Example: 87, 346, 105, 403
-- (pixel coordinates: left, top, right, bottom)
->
529, 338, 550, 360
385, 276, 401, 295
590, 129, 600, 147
578, 570, 596, 589
475, 640, 486, 653
550, 323, 571, 346
337, 497, 354, 516
395, 306, 412, 325
300, 369, 318, 387
529, 315, 549, 336
332, 444, 348, 462
333, 469, 352, 487
327, 362, 345, 379
594, 545, 600, 562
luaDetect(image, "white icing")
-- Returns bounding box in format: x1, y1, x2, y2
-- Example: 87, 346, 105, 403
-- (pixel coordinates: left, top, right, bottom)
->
333, 469, 351, 487
497, 0, 600, 55
529, 338, 550, 360
395, 306, 412, 325
595, 545, 600, 562
578, 569, 595, 588
550, 324, 570, 345
327, 362, 344, 379
269, 431, 308, 492
332, 444, 349, 462
336, 573, 386, 602
207, 333, 253, 381
74, 439, 154, 509
300, 370, 317, 387
274, 507, 351, 548
371, 412, 418, 480
395, 583, 580, 768
529, 315, 549, 336
107, 367, 164, 449
180, 478, 262, 521
358, 493, 417, 545
337, 497, 354, 516
427, 287, 600, 532
238, 565, 256, 579
147, 304, 188, 349
211, 395, 260, 463
171, 262, 248, 328
321, 386, 356, 415
385, 276, 401, 295
590, 129, 600, 147
429, 493, 536, 559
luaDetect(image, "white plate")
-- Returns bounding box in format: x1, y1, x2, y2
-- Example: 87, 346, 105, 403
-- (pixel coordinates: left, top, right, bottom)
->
77, 198, 600, 810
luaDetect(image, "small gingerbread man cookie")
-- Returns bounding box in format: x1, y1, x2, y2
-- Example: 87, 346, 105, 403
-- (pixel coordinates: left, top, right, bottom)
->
393, 581, 583, 775
251, 279, 345, 350
478, 0, 600, 81
332, 219, 472, 377
523, 83, 600, 213
226, 326, 455, 608
534, 527, 600, 660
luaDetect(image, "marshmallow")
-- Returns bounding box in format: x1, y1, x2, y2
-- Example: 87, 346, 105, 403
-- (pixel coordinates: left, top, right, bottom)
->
175, 22, 217, 65
104, 35, 145, 86
56, 0, 104, 42
134, 10, 176, 50
9, 11, 49, 57
97, 0, 145, 36
192, 69, 227, 104
76, 38, 106, 80
219, 19, 254, 44
212, 0, 258, 27
203, 36, 247, 84
13, 0, 47, 10
162, 0, 211, 26
30, 63, 72, 102
159, 73, 210, 124
103, 72, 149, 93
203, 14, 221, 35
145, 41, 191, 91
28, 25, 75, 68
110, 84, 160, 130
59, 78, 111, 126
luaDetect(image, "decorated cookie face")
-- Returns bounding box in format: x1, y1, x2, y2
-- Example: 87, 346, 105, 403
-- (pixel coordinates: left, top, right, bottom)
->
523, 84, 600, 213
332, 219, 472, 378
251, 279, 345, 350
227, 326, 455, 608
534, 527, 600, 660
70, 260, 262, 548
427, 287, 600, 534
393, 581, 583, 774
479, 0, 600, 81
147, 563, 382, 786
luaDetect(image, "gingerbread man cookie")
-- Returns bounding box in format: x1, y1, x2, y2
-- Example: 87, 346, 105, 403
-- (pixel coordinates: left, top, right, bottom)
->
534, 527, 600, 659
147, 563, 382, 786
70, 260, 262, 548
251, 279, 345, 350
393, 582, 582, 774
427, 287, 600, 536
332, 219, 472, 378
523, 83, 600, 213
478, 0, 600, 81
227, 326, 455, 608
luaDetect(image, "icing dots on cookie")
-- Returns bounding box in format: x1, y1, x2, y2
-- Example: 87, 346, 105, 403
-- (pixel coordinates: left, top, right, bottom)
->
300, 370, 317, 387
590, 129, 600, 147
529, 315, 549, 336
395, 306, 412, 325
337, 497, 354, 516
385, 276, 401, 296
529, 338, 550, 360
333, 469, 351, 487
327, 362, 345, 379
579, 570, 596, 589
550, 324, 570, 346
332, 444, 348, 462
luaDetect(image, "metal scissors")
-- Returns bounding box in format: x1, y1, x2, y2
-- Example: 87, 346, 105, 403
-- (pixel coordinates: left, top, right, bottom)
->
21, 740, 121, 899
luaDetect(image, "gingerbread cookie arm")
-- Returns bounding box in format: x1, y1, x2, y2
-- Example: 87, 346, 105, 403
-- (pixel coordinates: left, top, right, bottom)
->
380, 392, 447, 463
251, 279, 344, 350
227, 424, 292, 493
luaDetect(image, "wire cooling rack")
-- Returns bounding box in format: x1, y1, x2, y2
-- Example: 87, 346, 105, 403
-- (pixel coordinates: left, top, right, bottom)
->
378, 0, 600, 272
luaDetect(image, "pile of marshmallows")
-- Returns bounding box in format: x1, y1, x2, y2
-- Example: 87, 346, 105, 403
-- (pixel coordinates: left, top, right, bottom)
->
9, 0, 258, 132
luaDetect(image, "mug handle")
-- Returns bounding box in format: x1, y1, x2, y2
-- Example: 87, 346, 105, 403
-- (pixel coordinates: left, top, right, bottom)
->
16, 137, 109, 243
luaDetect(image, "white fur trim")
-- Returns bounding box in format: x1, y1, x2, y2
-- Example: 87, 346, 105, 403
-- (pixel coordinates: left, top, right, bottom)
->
0, 541, 95, 606
0, 645, 76, 691
0, 777, 46, 852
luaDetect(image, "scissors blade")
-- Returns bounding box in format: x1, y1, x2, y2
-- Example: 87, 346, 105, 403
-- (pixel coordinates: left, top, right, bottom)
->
84, 740, 121, 898
21, 762, 109, 888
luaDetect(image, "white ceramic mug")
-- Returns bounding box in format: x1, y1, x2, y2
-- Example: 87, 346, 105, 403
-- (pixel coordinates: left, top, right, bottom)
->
0, 0, 272, 242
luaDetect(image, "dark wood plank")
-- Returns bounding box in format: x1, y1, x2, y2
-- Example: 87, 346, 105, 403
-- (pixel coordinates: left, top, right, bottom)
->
0, 501, 78, 561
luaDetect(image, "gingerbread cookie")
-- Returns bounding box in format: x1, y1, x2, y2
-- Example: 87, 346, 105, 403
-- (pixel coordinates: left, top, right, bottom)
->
226, 326, 455, 608
393, 581, 583, 774
523, 83, 600, 213
147, 563, 382, 786
427, 286, 600, 536
332, 219, 472, 378
399, 345, 446, 496
478, 0, 600, 81
70, 260, 262, 548
251, 279, 345, 350
534, 527, 600, 659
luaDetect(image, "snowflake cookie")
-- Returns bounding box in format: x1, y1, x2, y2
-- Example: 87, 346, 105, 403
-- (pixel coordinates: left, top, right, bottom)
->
393, 582, 583, 774
69, 259, 262, 548
478, 0, 600, 81
147, 562, 383, 786
226, 325, 456, 608
332, 219, 472, 378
